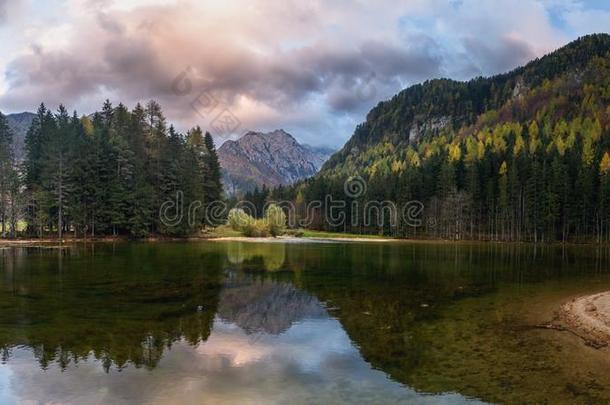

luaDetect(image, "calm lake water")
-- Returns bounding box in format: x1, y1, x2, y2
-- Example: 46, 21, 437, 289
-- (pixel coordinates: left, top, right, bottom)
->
2, 240, 610, 404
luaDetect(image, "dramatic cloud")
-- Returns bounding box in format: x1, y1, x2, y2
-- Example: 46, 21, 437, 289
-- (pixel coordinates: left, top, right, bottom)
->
0, 0, 608, 147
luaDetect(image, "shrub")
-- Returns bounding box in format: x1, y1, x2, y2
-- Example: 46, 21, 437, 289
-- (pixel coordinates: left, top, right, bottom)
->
285, 228, 304, 237
242, 219, 270, 237
265, 204, 287, 236
226, 205, 286, 237
227, 208, 254, 231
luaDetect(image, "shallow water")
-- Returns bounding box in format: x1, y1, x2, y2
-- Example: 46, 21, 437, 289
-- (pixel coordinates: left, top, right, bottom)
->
2, 241, 610, 404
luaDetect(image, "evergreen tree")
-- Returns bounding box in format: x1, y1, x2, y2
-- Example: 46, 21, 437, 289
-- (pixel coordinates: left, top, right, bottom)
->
41, 105, 73, 239
0, 112, 14, 236
202, 132, 223, 225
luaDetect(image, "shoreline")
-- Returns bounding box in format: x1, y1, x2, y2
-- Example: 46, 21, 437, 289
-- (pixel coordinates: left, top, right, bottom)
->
558, 291, 610, 349
208, 236, 400, 243
0, 235, 407, 247
3, 234, 610, 247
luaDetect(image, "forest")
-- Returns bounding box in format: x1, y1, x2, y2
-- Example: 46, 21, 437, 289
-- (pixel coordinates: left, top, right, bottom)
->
275, 34, 610, 242
0, 101, 223, 238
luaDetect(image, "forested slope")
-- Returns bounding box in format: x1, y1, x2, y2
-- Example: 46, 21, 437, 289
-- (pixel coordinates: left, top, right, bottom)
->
289, 34, 610, 242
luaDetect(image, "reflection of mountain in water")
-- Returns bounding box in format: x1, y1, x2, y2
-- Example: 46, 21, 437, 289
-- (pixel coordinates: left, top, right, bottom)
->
217, 279, 326, 335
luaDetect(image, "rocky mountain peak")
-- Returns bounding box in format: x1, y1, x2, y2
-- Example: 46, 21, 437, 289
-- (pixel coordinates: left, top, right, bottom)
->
218, 129, 333, 195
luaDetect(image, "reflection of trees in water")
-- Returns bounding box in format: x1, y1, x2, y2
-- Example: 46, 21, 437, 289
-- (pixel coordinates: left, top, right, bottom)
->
295, 242, 610, 404
217, 278, 326, 335
0, 245, 224, 372
226, 242, 286, 271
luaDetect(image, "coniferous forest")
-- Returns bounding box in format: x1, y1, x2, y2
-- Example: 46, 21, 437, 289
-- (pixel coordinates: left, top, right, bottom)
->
0, 100, 222, 238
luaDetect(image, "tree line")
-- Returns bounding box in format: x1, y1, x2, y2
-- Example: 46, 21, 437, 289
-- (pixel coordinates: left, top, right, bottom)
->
0, 100, 223, 238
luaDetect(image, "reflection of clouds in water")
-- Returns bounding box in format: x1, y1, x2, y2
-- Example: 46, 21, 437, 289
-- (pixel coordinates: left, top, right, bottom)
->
198, 317, 353, 371
0, 366, 15, 405
0, 316, 483, 404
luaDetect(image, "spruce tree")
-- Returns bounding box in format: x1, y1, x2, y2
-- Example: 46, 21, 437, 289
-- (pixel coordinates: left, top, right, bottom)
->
203, 131, 223, 223
0, 112, 14, 236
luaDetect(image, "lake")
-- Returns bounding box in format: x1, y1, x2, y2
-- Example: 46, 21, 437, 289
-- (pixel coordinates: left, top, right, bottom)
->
2, 240, 610, 404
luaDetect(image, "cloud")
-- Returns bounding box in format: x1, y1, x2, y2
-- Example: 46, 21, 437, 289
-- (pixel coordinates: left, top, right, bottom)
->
462, 35, 537, 75
0, 0, 6, 24
0, 0, 603, 147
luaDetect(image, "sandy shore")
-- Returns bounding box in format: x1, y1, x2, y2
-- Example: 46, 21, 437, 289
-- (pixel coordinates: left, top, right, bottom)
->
208, 235, 402, 243
560, 292, 610, 348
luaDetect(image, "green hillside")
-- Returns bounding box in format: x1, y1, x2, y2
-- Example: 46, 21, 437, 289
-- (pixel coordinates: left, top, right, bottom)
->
287, 34, 610, 242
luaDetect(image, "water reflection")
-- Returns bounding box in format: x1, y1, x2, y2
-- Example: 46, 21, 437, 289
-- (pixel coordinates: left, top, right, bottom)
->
218, 278, 326, 337
226, 241, 286, 271
0, 244, 224, 371
3, 242, 610, 403
0, 244, 483, 404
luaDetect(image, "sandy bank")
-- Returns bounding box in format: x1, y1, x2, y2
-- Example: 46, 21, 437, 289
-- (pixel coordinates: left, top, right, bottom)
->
560, 292, 610, 348
208, 236, 401, 243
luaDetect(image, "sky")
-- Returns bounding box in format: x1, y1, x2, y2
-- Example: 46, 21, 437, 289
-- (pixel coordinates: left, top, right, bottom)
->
0, 0, 609, 147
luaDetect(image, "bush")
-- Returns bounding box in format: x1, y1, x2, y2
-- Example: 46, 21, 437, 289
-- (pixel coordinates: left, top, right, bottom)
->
285, 228, 304, 237
242, 219, 270, 237
265, 204, 287, 236
227, 208, 254, 231
226, 205, 286, 237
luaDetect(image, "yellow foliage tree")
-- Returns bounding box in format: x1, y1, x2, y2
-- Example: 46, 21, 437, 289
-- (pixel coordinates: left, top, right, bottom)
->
582, 138, 595, 166
513, 133, 525, 156
81, 116, 94, 136
406, 148, 421, 167
448, 143, 461, 162
600, 152, 610, 175
499, 161, 508, 176
528, 121, 539, 139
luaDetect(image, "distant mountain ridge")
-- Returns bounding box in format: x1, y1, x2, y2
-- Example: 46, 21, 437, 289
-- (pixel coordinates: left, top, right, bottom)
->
320, 33, 610, 175
218, 129, 332, 194
4, 112, 35, 160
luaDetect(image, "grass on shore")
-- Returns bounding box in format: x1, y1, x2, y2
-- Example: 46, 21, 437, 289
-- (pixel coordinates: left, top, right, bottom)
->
203, 225, 243, 238
205, 226, 393, 240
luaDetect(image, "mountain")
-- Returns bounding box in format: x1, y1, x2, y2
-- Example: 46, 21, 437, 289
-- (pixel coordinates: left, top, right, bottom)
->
4, 112, 35, 160
218, 129, 333, 194
294, 33, 610, 242
321, 33, 610, 175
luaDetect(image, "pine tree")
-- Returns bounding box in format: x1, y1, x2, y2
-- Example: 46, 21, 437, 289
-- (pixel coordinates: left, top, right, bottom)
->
127, 103, 153, 237
203, 131, 223, 224
24, 104, 52, 236
42, 105, 73, 239
144, 100, 168, 233
0, 112, 14, 236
